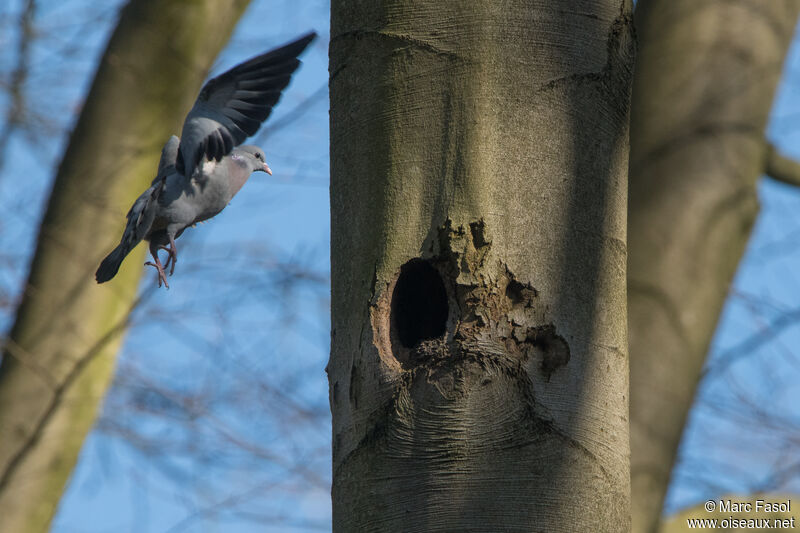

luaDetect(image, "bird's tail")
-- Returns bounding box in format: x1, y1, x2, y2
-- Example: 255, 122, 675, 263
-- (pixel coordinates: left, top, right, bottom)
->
95, 245, 126, 283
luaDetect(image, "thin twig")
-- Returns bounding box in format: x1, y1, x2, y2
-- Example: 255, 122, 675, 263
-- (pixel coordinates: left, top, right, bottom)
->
0, 0, 37, 179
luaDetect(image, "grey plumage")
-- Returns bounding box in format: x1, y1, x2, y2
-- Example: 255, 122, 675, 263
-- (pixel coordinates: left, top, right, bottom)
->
177, 33, 315, 179
96, 33, 315, 287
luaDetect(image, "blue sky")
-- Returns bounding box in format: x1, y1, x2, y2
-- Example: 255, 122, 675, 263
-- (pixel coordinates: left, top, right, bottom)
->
1, 1, 800, 531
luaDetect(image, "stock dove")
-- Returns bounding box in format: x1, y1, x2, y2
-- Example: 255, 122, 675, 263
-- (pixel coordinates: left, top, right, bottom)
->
96, 32, 316, 288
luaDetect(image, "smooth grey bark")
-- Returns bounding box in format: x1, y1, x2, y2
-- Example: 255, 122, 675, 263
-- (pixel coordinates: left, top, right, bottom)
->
628, 2, 800, 532
0, 1, 249, 531
329, 1, 634, 531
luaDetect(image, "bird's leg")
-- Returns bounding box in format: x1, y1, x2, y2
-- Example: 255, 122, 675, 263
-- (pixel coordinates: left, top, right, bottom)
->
157, 234, 178, 275
144, 242, 169, 289
157, 246, 172, 272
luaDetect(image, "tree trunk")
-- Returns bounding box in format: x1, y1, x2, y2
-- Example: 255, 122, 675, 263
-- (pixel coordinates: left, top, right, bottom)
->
0, 1, 249, 530
628, 2, 800, 532
329, 1, 634, 531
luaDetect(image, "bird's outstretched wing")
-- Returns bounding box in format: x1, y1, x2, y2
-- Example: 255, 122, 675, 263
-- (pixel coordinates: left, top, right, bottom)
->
175, 32, 316, 179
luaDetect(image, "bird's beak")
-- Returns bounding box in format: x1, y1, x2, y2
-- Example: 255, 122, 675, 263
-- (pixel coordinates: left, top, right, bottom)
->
263, 162, 272, 175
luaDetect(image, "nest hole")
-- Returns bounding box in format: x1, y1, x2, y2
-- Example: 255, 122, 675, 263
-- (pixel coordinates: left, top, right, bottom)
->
390, 259, 448, 352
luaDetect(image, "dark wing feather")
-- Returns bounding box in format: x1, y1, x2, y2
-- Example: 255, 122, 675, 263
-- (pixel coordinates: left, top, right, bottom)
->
176, 32, 316, 178
153, 135, 180, 184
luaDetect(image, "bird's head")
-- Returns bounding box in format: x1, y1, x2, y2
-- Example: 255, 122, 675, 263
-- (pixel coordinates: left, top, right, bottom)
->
235, 145, 272, 175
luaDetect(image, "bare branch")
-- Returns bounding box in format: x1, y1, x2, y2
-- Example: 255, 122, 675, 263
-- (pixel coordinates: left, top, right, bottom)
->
701, 303, 800, 381
0, 0, 37, 178
765, 142, 800, 187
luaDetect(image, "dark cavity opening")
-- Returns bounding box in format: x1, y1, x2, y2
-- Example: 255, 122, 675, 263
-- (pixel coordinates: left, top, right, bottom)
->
391, 259, 448, 349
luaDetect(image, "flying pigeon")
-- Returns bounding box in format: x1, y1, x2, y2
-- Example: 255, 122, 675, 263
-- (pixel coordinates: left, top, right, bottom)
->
96, 32, 316, 288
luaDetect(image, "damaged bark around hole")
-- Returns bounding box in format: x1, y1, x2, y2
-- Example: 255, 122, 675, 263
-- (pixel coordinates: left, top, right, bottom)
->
371, 219, 570, 382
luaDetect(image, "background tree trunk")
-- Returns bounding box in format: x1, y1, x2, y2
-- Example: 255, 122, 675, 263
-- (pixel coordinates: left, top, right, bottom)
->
0, 1, 249, 530
628, 2, 800, 532
329, 1, 634, 531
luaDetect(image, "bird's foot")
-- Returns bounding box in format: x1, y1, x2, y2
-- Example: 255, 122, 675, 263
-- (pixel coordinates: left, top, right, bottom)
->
144, 260, 170, 289
158, 244, 178, 275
